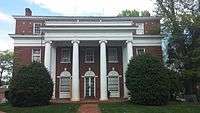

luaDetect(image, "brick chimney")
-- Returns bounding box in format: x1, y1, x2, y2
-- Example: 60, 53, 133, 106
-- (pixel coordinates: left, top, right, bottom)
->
25, 8, 32, 16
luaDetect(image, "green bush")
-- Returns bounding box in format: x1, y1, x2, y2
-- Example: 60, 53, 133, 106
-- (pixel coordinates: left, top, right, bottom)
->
126, 54, 170, 105
8, 62, 53, 107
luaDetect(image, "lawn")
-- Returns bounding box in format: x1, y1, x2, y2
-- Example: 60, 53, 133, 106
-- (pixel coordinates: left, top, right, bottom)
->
0, 103, 79, 113
100, 102, 200, 113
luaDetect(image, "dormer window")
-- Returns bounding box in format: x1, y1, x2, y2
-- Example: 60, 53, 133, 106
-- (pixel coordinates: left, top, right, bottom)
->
33, 23, 42, 35
136, 23, 144, 34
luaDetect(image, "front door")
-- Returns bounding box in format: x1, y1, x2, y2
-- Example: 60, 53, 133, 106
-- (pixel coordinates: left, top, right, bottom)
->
85, 77, 95, 98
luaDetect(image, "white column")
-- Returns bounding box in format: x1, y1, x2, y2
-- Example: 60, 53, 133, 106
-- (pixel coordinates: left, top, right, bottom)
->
51, 46, 56, 99
44, 41, 52, 72
99, 40, 108, 101
71, 40, 80, 101
124, 40, 133, 98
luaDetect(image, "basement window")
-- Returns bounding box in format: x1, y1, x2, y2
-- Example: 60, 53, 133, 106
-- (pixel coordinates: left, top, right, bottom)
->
136, 48, 146, 56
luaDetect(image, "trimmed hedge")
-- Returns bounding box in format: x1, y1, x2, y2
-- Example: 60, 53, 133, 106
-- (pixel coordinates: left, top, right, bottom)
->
126, 54, 170, 105
8, 62, 53, 107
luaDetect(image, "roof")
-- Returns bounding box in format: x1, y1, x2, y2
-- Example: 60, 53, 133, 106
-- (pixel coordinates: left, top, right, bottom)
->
13, 15, 161, 21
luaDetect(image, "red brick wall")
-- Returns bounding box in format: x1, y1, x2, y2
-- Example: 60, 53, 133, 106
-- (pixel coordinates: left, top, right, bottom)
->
14, 46, 45, 68
144, 20, 160, 35
133, 46, 162, 58
15, 20, 44, 35
133, 19, 160, 35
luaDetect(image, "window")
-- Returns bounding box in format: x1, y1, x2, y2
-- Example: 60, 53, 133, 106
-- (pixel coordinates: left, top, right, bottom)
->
107, 69, 120, 97
33, 23, 42, 34
136, 23, 144, 34
136, 48, 146, 55
60, 77, 71, 92
60, 48, 71, 63
32, 48, 41, 62
85, 48, 95, 63
108, 48, 118, 63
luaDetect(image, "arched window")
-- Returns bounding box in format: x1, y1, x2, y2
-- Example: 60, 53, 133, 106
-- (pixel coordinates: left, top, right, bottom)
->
83, 68, 96, 97
59, 68, 71, 98
107, 67, 120, 97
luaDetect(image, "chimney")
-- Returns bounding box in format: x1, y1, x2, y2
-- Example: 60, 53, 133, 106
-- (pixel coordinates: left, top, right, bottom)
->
25, 8, 32, 16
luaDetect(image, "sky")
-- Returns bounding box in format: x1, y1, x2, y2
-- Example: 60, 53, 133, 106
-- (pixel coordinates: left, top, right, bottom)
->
0, 0, 156, 51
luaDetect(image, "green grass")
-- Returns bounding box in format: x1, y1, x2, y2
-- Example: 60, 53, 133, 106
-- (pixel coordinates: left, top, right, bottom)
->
100, 102, 200, 113
0, 103, 79, 113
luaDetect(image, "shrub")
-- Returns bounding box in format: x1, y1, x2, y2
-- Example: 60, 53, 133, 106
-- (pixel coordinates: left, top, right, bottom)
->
126, 54, 170, 105
4, 90, 9, 100
8, 62, 53, 107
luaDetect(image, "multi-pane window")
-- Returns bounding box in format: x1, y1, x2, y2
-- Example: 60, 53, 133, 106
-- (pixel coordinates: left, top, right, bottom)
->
33, 23, 42, 34
60, 48, 71, 63
60, 77, 70, 92
85, 48, 95, 63
32, 48, 41, 62
108, 70, 120, 97
108, 48, 118, 63
136, 23, 144, 34
136, 48, 146, 55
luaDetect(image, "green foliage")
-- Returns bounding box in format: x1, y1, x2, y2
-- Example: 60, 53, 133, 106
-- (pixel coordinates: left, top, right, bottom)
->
118, 9, 140, 17
141, 10, 151, 17
126, 54, 170, 105
8, 62, 53, 107
0, 50, 13, 86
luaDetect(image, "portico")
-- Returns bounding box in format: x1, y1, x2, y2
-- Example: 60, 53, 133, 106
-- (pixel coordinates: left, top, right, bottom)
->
10, 15, 163, 102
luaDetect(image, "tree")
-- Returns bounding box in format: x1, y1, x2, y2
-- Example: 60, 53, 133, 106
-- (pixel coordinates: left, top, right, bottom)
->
156, 0, 200, 95
141, 10, 151, 16
9, 62, 53, 107
118, 9, 140, 17
0, 50, 13, 86
126, 54, 170, 105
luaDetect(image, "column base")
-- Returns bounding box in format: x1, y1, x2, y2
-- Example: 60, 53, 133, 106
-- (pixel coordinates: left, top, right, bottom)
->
100, 97, 108, 101
71, 98, 80, 101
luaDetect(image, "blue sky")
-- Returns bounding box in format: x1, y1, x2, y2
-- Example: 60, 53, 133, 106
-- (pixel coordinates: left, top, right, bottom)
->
0, 0, 155, 51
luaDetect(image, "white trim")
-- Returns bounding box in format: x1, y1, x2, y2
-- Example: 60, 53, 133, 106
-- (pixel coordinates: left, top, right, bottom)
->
41, 26, 138, 31
9, 34, 43, 38
45, 21, 133, 26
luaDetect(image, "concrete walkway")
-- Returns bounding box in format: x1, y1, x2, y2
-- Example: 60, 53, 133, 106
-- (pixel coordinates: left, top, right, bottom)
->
78, 104, 101, 113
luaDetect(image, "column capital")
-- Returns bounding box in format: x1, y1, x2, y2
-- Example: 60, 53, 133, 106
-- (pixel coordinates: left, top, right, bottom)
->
71, 40, 80, 44
99, 40, 107, 44
126, 40, 133, 44
45, 40, 52, 44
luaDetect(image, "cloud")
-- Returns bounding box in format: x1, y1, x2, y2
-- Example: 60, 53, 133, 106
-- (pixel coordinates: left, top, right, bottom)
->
0, 11, 13, 22
0, 11, 15, 51
28, 0, 156, 16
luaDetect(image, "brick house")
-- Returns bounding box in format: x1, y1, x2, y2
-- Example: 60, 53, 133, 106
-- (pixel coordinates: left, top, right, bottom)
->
9, 8, 163, 101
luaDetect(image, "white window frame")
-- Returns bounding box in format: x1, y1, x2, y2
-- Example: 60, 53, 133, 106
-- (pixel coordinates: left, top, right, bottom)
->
136, 48, 146, 55
60, 48, 71, 63
58, 69, 72, 99
84, 48, 95, 63
31, 48, 41, 62
136, 23, 144, 35
108, 48, 118, 63
33, 23, 42, 35
107, 68, 121, 97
